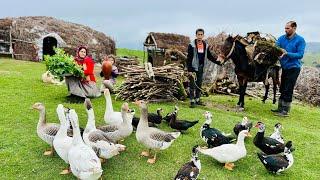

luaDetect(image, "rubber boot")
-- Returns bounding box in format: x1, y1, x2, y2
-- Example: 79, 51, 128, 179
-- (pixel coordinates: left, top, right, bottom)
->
275, 101, 291, 117
271, 99, 283, 113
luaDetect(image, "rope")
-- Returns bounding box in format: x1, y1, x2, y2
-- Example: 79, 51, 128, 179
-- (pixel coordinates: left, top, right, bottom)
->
188, 72, 207, 93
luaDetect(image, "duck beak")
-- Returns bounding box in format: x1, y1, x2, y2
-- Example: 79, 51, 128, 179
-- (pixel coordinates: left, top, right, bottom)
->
254, 124, 260, 128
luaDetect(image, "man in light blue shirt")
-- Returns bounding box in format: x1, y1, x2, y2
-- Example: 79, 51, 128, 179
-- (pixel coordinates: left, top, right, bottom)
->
272, 21, 306, 117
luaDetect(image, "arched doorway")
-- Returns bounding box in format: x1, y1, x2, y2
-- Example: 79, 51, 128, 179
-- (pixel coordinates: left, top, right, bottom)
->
43, 36, 57, 57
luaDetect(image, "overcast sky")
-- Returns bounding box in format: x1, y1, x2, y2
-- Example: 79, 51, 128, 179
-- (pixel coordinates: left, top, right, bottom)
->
1, 0, 319, 49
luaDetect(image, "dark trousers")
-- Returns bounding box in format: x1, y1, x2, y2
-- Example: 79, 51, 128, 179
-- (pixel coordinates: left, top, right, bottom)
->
189, 65, 204, 100
279, 68, 300, 102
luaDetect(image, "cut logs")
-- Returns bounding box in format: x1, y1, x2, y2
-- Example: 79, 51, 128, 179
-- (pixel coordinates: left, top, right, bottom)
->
116, 63, 187, 102
115, 56, 139, 73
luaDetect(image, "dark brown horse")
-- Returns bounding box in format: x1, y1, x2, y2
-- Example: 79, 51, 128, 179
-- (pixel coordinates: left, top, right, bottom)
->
217, 36, 280, 110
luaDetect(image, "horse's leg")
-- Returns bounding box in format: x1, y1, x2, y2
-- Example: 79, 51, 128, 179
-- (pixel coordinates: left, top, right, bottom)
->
237, 78, 247, 109
237, 77, 244, 106
240, 80, 248, 108
263, 83, 269, 103
272, 78, 277, 104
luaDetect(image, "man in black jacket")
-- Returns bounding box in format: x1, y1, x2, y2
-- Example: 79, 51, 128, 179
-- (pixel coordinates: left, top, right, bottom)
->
187, 28, 221, 108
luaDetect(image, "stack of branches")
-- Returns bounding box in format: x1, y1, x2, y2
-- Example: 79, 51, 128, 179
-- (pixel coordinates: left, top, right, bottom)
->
207, 77, 238, 95
116, 63, 187, 102
295, 67, 320, 106
115, 56, 139, 73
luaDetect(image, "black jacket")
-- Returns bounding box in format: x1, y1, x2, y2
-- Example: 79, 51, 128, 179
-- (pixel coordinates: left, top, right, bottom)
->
187, 40, 221, 72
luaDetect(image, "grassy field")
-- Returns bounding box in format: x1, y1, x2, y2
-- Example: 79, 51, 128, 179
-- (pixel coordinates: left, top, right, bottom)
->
0, 58, 319, 180
302, 53, 320, 67
116, 48, 145, 64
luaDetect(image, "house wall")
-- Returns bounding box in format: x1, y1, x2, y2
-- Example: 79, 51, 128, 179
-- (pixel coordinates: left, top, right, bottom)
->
36, 33, 67, 60
13, 41, 38, 61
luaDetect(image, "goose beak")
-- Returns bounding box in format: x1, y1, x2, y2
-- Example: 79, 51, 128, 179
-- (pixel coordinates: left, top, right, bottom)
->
133, 101, 141, 106
246, 132, 252, 137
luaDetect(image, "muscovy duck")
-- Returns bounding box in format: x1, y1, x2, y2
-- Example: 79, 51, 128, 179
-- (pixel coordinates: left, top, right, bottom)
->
257, 141, 294, 174
174, 145, 201, 180
253, 122, 285, 155
200, 111, 235, 148
169, 110, 198, 132
269, 123, 284, 144
233, 116, 253, 136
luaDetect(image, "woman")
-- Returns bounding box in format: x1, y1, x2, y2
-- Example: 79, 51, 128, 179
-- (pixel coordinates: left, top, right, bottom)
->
65, 46, 101, 103
100, 55, 119, 93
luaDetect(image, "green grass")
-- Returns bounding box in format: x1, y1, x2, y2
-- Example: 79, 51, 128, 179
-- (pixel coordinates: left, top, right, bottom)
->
116, 48, 145, 64
302, 53, 320, 67
0, 58, 320, 179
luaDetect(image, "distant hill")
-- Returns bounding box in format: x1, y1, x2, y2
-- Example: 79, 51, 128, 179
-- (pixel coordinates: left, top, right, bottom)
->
306, 42, 320, 53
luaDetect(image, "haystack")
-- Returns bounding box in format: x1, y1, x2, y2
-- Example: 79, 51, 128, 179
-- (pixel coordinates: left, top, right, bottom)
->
0, 16, 115, 62
295, 67, 320, 106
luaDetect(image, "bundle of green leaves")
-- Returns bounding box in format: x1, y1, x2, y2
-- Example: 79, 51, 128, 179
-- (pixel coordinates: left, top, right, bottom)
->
44, 48, 85, 81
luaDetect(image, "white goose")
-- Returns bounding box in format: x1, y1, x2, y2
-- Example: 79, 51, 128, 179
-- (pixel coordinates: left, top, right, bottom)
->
104, 89, 122, 125
83, 99, 125, 161
68, 109, 103, 180
53, 104, 73, 175
97, 102, 134, 143
33, 102, 59, 156
197, 130, 249, 170
135, 100, 180, 164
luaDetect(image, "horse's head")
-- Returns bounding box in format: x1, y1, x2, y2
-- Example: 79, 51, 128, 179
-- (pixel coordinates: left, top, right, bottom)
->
217, 35, 238, 64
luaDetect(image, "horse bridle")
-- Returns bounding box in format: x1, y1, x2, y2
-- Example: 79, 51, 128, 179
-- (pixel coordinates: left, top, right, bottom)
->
219, 36, 241, 64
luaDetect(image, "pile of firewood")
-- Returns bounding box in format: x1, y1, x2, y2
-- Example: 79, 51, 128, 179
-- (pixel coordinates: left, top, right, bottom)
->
116, 63, 187, 102
207, 77, 238, 95
115, 56, 139, 73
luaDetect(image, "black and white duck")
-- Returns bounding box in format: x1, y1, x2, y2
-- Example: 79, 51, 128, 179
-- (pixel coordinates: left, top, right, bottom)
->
200, 111, 235, 148
169, 110, 199, 132
253, 122, 285, 155
233, 117, 253, 137
163, 105, 179, 123
269, 123, 284, 144
174, 145, 201, 180
257, 141, 294, 174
